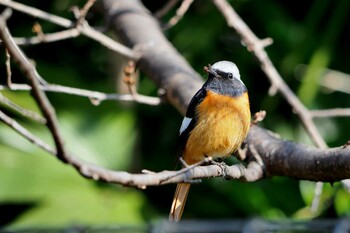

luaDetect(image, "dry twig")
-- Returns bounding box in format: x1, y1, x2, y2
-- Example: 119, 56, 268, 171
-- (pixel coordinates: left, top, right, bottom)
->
155, 0, 180, 18
0, 110, 54, 153
0, 0, 136, 59
163, 0, 194, 29
5, 48, 12, 86
77, 0, 97, 25
310, 108, 350, 118
13, 28, 80, 45
0, 83, 161, 106
0, 93, 46, 124
0, 9, 68, 162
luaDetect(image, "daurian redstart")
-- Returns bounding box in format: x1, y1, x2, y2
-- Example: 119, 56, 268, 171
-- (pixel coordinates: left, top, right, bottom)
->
169, 60, 251, 222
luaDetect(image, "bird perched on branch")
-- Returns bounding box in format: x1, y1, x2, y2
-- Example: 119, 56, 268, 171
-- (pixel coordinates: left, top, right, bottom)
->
169, 60, 251, 222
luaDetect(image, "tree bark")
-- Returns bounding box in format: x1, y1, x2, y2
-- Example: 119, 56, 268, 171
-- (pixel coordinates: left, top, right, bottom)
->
248, 126, 350, 182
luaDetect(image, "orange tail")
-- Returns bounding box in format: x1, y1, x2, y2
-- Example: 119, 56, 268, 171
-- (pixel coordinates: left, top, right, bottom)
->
169, 183, 191, 222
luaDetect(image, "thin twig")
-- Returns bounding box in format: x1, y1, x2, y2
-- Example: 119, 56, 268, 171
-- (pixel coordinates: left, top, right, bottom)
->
311, 182, 324, 213
0, 110, 54, 153
310, 108, 350, 118
5, 48, 12, 86
0, 0, 136, 59
159, 156, 213, 184
163, 0, 194, 29
0, 92, 46, 124
0, 83, 161, 106
0, 10, 68, 162
77, 0, 97, 25
320, 70, 350, 94
13, 28, 80, 45
155, 0, 180, 18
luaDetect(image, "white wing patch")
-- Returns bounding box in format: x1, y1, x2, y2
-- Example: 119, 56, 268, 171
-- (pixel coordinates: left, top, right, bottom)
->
179, 117, 192, 135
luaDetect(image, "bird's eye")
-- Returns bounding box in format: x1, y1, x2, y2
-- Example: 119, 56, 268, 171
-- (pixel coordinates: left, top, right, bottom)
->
228, 73, 233, 79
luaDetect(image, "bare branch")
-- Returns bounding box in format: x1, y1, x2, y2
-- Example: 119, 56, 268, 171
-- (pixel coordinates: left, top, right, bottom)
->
13, 28, 80, 45
0, 105, 262, 186
0, 10, 68, 162
311, 182, 324, 213
164, 0, 194, 29
155, 0, 180, 18
0, 83, 161, 106
5, 48, 12, 86
0, 0, 136, 59
0, 92, 46, 123
0, 110, 54, 154
77, 0, 97, 25
310, 108, 350, 118
246, 125, 350, 182
0, 1, 72, 27
159, 156, 213, 184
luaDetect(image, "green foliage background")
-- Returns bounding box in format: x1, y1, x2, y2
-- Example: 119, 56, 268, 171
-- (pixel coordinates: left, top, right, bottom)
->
0, 0, 350, 228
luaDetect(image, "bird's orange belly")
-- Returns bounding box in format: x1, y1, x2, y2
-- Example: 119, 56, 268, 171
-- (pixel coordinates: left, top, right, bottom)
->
183, 91, 250, 164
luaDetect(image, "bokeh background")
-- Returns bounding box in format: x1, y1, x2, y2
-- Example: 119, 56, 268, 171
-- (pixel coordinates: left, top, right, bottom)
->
0, 0, 350, 228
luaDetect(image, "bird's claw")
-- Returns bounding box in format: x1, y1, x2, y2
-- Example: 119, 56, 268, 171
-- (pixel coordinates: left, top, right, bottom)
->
211, 160, 229, 179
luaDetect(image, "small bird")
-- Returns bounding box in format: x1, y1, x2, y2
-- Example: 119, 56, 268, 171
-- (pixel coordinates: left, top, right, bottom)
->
169, 60, 251, 222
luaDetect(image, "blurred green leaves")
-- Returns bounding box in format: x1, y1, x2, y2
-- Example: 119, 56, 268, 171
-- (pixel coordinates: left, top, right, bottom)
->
0, 104, 146, 226
60, 111, 137, 170
298, 0, 350, 106
0, 144, 146, 226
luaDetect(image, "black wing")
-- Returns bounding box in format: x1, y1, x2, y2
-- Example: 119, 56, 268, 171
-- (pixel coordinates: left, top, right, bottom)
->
177, 88, 207, 158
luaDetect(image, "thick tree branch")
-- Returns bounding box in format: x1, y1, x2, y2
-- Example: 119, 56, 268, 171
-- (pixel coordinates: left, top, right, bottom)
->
246, 126, 350, 182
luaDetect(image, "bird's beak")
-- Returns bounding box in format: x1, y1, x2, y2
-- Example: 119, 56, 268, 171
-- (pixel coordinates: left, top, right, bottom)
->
207, 67, 219, 78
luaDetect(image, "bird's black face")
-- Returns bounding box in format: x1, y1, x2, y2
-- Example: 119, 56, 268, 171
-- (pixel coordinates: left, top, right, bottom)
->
208, 68, 235, 81
205, 67, 247, 97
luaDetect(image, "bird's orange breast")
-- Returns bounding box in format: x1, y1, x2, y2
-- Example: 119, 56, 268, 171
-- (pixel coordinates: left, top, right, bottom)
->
183, 91, 250, 164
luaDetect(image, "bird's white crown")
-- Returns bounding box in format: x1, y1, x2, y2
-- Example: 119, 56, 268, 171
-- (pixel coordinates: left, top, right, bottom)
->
211, 60, 240, 80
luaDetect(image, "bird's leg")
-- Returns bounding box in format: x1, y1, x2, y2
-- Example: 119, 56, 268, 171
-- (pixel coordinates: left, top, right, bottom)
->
208, 157, 229, 179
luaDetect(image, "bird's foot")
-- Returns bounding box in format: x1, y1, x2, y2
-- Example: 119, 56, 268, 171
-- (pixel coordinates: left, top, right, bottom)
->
211, 160, 229, 179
